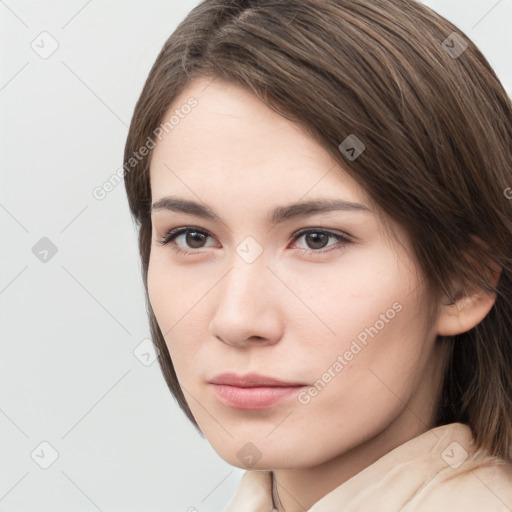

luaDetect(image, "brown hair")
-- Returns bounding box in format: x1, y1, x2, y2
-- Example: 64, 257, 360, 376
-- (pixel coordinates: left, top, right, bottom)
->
123, 0, 512, 459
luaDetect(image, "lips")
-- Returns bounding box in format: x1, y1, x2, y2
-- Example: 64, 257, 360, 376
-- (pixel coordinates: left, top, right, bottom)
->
208, 372, 306, 410
208, 372, 306, 387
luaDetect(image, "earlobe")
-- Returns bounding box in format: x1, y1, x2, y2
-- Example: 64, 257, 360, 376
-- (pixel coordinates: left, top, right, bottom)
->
436, 287, 498, 336
436, 249, 501, 336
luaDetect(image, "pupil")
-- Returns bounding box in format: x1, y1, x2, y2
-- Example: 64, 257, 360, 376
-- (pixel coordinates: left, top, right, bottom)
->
307, 233, 327, 249
187, 232, 205, 248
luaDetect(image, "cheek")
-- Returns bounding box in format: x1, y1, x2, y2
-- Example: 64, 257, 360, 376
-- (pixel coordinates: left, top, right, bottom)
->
147, 256, 181, 351
147, 256, 205, 372
147, 249, 196, 328
148, 257, 173, 328
300, 249, 409, 347
298, 248, 425, 388
305, 283, 428, 420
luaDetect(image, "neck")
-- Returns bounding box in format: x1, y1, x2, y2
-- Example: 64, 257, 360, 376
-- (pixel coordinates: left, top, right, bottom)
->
271, 338, 450, 511
273, 415, 430, 511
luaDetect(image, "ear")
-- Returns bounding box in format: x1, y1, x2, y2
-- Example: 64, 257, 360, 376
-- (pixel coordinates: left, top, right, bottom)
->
436, 239, 501, 336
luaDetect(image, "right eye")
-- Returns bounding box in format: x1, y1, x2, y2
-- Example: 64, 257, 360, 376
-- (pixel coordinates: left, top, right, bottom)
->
157, 226, 216, 255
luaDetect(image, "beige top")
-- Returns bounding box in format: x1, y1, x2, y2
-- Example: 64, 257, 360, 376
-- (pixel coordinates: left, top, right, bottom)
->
222, 422, 512, 512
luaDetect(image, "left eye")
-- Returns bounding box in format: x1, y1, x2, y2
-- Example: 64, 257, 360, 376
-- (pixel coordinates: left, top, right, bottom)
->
291, 228, 351, 254
156, 227, 352, 256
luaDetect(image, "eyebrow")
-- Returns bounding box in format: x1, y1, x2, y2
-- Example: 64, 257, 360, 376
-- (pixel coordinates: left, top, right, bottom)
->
151, 196, 372, 227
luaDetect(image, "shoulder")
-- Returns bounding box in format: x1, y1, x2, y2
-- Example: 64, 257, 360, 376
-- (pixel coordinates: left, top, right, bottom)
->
358, 422, 512, 512
412, 448, 512, 512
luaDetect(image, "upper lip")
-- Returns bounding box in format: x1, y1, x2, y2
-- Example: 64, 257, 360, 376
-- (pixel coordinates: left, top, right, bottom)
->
209, 372, 305, 387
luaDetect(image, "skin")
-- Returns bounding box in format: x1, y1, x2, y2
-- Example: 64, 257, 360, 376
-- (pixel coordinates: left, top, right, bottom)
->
147, 77, 499, 511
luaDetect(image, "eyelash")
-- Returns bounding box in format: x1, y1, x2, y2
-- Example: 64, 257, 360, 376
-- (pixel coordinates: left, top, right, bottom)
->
156, 226, 352, 257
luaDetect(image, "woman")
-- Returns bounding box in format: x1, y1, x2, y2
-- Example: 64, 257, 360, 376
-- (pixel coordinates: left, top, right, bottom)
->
123, 0, 512, 510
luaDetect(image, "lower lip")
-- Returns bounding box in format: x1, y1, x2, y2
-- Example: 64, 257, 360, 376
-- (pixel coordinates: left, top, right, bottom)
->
210, 384, 305, 410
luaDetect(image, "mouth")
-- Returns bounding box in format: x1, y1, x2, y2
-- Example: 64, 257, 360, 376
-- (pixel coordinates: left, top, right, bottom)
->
208, 372, 307, 410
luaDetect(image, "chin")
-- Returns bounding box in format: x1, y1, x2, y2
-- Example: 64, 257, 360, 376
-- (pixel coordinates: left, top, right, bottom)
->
211, 442, 313, 471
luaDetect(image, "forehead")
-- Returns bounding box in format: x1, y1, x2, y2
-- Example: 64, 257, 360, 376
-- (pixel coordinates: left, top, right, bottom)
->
149, 78, 371, 208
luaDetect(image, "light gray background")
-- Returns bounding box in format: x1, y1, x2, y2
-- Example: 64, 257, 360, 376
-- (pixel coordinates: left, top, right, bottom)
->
1, 1, 511, 511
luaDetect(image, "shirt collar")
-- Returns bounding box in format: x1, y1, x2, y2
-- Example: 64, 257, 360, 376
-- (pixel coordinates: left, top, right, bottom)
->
222, 422, 486, 512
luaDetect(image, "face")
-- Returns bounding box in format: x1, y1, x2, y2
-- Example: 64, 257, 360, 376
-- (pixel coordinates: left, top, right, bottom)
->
147, 77, 446, 470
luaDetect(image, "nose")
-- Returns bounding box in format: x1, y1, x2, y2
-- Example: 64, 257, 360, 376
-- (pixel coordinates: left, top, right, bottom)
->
209, 254, 284, 348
